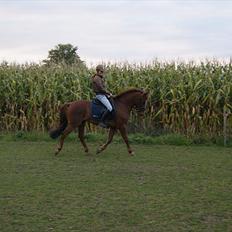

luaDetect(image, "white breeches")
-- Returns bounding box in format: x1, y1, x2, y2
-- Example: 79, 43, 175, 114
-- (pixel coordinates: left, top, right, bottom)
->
96, 94, 113, 112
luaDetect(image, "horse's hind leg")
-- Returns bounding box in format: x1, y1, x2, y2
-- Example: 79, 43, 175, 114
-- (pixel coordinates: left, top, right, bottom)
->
119, 125, 134, 156
78, 122, 89, 154
96, 128, 116, 154
55, 125, 73, 155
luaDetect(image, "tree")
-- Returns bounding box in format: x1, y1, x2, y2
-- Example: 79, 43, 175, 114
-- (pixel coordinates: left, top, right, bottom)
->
43, 44, 84, 66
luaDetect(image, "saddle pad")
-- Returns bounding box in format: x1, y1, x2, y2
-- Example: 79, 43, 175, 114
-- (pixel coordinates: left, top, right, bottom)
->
91, 99, 107, 120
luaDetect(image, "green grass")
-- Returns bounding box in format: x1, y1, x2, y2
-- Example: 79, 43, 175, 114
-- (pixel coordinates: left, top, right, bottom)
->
0, 141, 232, 231
1, 131, 232, 146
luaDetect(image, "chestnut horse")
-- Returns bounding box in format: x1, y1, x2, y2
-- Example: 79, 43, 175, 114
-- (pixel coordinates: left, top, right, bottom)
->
49, 88, 148, 155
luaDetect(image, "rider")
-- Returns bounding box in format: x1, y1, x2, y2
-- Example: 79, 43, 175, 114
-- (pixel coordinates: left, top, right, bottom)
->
91, 64, 113, 128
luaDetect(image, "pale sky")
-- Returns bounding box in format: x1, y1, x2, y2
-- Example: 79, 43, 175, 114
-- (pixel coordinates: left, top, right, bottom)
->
0, 0, 232, 65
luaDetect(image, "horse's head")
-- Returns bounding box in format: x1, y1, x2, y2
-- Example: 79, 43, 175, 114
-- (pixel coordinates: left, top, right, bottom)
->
134, 89, 149, 116
115, 88, 149, 116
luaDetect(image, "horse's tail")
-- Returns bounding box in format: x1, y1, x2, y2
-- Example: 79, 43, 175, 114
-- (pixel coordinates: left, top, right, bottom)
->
49, 104, 69, 139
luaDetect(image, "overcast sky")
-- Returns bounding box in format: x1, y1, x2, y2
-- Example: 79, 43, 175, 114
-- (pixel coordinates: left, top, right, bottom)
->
0, 0, 232, 65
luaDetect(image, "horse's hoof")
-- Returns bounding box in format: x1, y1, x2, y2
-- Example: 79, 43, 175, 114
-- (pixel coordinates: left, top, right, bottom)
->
54, 147, 61, 156
96, 147, 103, 154
129, 151, 135, 156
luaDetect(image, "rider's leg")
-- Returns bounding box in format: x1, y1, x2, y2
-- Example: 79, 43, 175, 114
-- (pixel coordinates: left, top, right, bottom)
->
96, 94, 113, 112
96, 95, 113, 127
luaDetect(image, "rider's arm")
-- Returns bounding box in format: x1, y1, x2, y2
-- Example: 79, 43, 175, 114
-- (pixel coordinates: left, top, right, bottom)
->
94, 76, 110, 95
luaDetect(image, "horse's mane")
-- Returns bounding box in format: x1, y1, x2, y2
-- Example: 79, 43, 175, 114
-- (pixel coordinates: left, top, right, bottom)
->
114, 88, 144, 99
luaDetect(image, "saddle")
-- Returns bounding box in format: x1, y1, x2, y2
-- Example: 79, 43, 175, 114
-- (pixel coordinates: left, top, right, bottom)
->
91, 98, 116, 123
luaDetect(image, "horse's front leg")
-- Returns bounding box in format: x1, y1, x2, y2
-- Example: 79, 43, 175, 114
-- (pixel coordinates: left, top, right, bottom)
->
96, 127, 116, 154
119, 125, 134, 155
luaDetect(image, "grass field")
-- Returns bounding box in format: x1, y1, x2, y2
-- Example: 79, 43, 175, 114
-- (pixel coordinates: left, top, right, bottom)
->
0, 141, 232, 231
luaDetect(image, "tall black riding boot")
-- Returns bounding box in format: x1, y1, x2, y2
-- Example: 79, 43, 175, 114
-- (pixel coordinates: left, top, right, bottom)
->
99, 110, 110, 128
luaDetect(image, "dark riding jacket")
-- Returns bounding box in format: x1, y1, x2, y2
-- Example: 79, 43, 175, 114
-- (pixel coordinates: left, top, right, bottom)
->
91, 74, 110, 95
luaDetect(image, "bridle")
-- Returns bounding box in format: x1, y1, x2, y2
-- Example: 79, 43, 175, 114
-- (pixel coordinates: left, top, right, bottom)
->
134, 91, 147, 113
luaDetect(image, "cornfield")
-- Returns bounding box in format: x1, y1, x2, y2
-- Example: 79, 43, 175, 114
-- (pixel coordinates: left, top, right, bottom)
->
0, 60, 232, 138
